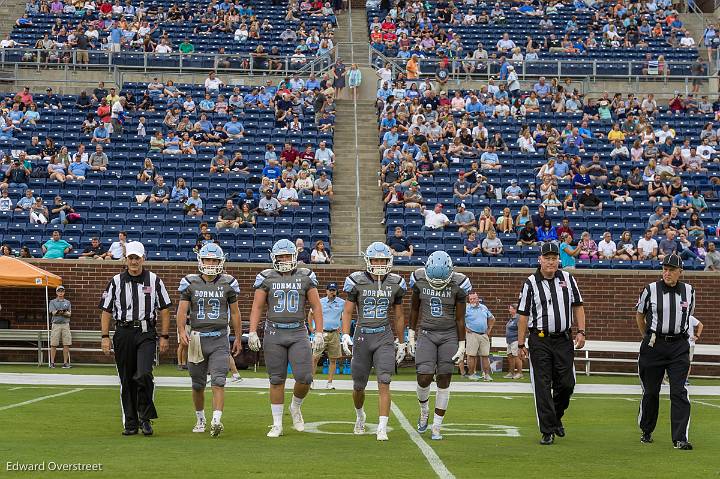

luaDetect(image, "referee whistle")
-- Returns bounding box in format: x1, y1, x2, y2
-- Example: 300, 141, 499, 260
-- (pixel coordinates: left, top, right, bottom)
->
538, 331, 545, 338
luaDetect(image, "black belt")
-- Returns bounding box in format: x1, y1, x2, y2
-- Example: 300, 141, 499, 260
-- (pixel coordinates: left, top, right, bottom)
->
648, 331, 688, 343
323, 329, 338, 333
116, 320, 155, 329
529, 328, 570, 339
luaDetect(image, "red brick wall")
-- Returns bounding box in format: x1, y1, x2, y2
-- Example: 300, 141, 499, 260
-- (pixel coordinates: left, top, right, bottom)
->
1, 261, 718, 369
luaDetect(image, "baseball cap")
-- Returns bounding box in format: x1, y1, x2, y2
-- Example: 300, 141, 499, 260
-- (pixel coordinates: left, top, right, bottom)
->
125, 241, 145, 258
662, 252, 683, 269
458, 203, 466, 209
327, 282, 338, 290
540, 242, 560, 256
56, 285, 65, 292
681, 187, 689, 192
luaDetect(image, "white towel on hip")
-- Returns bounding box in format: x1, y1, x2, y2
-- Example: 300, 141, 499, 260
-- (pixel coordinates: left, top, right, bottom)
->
188, 331, 204, 364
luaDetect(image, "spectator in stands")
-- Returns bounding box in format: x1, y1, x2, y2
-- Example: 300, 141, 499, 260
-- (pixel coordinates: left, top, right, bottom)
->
42, 230, 72, 259
91, 122, 111, 144
67, 155, 91, 181
482, 229, 503, 257
216, 199, 241, 229
88, 145, 108, 172
146, 176, 169, 205
210, 149, 231, 174
311, 240, 331, 264
454, 203, 477, 236
705, 242, 720, 271
14, 189, 34, 212
238, 202, 256, 228
313, 171, 334, 199
296, 239, 311, 264
0, 190, 11, 211
49, 196, 74, 225
137, 158, 157, 182
496, 208, 515, 234
258, 189, 283, 217
29, 197, 49, 224
184, 189, 204, 218
536, 218, 558, 244
597, 232, 617, 260
171, 178, 189, 203
79, 237, 107, 260
315, 141, 335, 169
577, 231, 599, 260
4, 158, 30, 189
462, 231, 481, 257
421, 203, 450, 231
559, 232, 580, 268
277, 180, 300, 207
517, 222, 538, 246
578, 185, 602, 211
387, 226, 413, 257
205, 71, 224, 94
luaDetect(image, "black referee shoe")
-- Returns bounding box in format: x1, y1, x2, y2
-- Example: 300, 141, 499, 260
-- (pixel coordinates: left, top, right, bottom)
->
640, 433, 653, 444
122, 428, 138, 436
673, 441, 693, 450
140, 421, 153, 436
540, 433, 554, 445
555, 422, 565, 437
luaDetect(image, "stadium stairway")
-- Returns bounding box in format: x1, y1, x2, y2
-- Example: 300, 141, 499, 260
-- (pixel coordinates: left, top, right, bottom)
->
330, 99, 386, 263
0, 0, 27, 36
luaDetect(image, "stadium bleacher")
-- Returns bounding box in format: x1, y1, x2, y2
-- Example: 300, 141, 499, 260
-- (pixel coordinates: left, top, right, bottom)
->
0, 80, 334, 261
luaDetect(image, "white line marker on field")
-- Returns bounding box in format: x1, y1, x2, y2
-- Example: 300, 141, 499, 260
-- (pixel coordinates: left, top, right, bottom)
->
693, 400, 720, 409
391, 402, 455, 479
0, 388, 84, 411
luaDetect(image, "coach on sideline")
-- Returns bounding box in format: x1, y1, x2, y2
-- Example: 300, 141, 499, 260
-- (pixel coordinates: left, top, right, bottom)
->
635, 253, 695, 450
517, 242, 586, 446
99, 241, 172, 436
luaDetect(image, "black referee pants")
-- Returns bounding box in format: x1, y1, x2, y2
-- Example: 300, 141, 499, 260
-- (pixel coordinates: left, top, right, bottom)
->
528, 332, 575, 435
638, 336, 691, 442
113, 327, 158, 430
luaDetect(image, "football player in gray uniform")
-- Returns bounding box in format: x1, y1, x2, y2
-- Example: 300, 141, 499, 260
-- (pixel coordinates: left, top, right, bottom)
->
248, 239, 325, 438
177, 243, 243, 438
408, 251, 471, 440
341, 242, 407, 441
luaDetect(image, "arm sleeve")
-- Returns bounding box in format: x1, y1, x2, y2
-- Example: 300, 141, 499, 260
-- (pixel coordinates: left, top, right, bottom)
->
226, 277, 240, 304
253, 272, 270, 291
307, 270, 319, 288
178, 276, 193, 301
98, 278, 115, 312
636, 285, 650, 315
394, 278, 407, 305
343, 276, 358, 302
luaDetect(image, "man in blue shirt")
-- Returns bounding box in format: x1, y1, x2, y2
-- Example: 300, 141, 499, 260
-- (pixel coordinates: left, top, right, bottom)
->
305, 74, 321, 91
377, 82, 393, 100
262, 160, 282, 180
381, 126, 399, 150
223, 115, 244, 139
464, 292, 495, 381
309, 283, 346, 390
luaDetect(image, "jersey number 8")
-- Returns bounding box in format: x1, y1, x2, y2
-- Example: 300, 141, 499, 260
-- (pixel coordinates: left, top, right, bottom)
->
273, 290, 300, 314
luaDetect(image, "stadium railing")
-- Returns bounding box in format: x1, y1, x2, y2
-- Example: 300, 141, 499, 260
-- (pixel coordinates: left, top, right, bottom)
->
0, 329, 115, 366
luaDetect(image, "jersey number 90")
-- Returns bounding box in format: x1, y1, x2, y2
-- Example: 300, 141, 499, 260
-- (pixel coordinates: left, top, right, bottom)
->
273, 290, 300, 314
362, 297, 389, 319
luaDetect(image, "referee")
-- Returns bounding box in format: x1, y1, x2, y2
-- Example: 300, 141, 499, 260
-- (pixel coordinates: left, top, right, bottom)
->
516, 243, 586, 445
636, 253, 695, 450
100, 241, 172, 436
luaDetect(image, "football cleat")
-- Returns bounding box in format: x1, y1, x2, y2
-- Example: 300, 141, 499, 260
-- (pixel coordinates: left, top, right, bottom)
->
417, 413, 429, 433
431, 424, 443, 440
210, 421, 224, 438
267, 425, 284, 438
289, 404, 305, 432
354, 410, 366, 435
376, 427, 388, 441
193, 420, 206, 433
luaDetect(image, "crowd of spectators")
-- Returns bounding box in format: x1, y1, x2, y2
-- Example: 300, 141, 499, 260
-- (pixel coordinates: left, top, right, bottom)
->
377, 70, 720, 269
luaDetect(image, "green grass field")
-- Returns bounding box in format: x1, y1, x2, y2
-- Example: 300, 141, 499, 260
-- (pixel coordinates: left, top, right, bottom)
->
1, 369, 718, 478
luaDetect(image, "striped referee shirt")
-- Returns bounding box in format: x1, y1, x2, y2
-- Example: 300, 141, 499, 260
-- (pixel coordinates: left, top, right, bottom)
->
99, 270, 172, 330
517, 270, 583, 333
636, 280, 695, 335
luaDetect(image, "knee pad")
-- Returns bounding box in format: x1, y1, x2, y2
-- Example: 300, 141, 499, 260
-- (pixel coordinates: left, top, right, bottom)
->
191, 379, 206, 391
377, 372, 392, 384
435, 387, 450, 411
295, 373, 313, 385
353, 374, 369, 391
211, 375, 226, 388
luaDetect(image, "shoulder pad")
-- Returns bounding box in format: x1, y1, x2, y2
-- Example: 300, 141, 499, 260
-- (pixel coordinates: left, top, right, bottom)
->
386, 272, 406, 285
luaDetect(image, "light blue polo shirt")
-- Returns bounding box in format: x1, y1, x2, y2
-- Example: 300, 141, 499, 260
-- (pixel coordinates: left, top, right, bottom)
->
319, 296, 345, 331
465, 303, 494, 334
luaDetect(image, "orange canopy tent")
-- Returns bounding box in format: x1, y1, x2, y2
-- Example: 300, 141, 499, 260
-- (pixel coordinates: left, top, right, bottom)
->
0, 257, 64, 366
0, 256, 63, 288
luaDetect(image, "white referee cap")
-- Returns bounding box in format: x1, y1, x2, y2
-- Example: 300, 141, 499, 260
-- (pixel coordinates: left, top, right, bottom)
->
125, 241, 145, 258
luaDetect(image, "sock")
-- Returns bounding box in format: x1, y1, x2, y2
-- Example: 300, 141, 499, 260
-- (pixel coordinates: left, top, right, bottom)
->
378, 415, 389, 430
271, 404, 284, 427
417, 385, 431, 414
435, 387, 450, 411
433, 413, 444, 428
212, 410, 222, 424
195, 410, 206, 423
355, 408, 365, 420
291, 395, 304, 409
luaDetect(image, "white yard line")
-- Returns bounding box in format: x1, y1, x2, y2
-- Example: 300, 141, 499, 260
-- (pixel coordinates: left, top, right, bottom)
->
692, 400, 720, 409
390, 401, 455, 479
0, 388, 84, 411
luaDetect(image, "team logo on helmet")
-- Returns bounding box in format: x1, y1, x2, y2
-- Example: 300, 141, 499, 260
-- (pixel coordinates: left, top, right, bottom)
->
197, 243, 226, 276
425, 250, 453, 290
271, 239, 298, 272
364, 242, 393, 276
